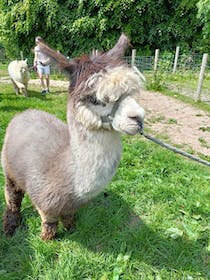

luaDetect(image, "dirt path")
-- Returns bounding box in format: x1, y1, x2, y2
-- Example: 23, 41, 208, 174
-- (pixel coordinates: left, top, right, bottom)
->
140, 90, 210, 156
1, 78, 210, 156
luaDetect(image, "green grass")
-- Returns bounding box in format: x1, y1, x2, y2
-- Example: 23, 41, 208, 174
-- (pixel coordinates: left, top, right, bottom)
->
0, 82, 210, 280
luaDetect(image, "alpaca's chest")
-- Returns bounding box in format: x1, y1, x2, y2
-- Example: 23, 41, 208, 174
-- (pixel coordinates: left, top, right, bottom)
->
72, 135, 122, 200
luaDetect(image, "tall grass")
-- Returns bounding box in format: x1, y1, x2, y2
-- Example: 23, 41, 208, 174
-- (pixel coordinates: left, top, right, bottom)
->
0, 82, 209, 279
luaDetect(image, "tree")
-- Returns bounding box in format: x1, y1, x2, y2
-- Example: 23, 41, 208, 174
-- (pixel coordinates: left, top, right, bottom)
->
197, 0, 210, 51
0, 0, 59, 58
0, 0, 207, 59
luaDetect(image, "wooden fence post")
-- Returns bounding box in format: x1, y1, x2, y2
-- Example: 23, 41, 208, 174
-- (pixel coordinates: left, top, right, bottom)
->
173, 46, 180, 74
20, 51, 24, 60
154, 49, 159, 71
131, 49, 136, 66
195, 53, 208, 101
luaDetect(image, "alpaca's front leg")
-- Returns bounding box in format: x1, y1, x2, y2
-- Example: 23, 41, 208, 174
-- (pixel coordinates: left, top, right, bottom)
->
3, 177, 24, 236
60, 213, 76, 233
37, 208, 58, 240
11, 79, 20, 95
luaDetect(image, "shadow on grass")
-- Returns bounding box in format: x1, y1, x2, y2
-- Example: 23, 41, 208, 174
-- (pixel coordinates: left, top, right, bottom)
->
0, 205, 35, 279
0, 190, 208, 278
0, 90, 57, 112
2, 90, 51, 100
53, 90, 67, 95
67, 191, 208, 276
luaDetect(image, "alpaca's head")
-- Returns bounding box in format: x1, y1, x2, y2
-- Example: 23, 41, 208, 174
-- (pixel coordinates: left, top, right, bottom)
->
16, 59, 28, 75
40, 34, 145, 135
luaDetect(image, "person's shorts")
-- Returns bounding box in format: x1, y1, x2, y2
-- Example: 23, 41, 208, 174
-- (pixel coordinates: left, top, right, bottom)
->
37, 64, 50, 75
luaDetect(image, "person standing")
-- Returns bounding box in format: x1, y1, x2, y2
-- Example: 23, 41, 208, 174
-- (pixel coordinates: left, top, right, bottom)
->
33, 36, 51, 94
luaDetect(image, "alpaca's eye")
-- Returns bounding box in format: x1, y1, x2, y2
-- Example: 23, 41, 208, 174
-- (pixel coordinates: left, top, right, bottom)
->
88, 96, 106, 106
90, 97, 100, 105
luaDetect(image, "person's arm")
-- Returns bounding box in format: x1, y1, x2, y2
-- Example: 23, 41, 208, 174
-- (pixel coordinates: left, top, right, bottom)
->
33, 49, 38, 66
43, 56, 50, 66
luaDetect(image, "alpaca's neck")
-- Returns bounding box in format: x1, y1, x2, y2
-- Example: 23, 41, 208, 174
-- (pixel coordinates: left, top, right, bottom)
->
66, 110, 122, 200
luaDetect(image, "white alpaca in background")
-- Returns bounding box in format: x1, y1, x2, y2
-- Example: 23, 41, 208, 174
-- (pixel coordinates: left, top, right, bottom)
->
8, 59, 30, 96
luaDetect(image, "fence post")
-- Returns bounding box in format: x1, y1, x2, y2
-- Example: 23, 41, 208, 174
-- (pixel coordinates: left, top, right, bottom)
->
154, 49, 159, 71
131, 49, 136, 66
173, 46, 180, 74
20, 51, 24, 60
195, 53, 208, 101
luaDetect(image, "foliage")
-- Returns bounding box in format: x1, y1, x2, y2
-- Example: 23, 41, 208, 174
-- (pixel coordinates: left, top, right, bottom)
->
0, 0, 208, 59
146, 71, 167, 92
197, 0, 210, 52
0, 81, 209, 279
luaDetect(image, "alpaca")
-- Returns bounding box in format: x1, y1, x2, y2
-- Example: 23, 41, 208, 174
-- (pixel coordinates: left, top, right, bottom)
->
2, 34, 145, 240
8, 59, 30, 96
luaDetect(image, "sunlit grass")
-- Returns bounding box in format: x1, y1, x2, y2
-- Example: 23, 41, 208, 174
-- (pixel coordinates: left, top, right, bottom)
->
0, 82, 209, 280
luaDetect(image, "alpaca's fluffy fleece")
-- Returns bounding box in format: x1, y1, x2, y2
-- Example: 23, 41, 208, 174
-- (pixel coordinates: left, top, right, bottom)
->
75, 66, 143, 130
96, 66, 142, 102
8, 60, 29, 96
2, 34, 145, 240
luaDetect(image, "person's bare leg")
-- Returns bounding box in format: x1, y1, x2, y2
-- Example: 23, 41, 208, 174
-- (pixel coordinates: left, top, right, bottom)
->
38, 72, 46, 93
40, 77, 46, 90
46, 75, 50, 92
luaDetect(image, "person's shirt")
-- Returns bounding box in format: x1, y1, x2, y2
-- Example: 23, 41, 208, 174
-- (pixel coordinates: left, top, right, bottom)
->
34, 45, 50, 65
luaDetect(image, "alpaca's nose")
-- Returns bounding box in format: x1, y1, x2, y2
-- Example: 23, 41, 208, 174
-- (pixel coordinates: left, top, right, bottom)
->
129, 116, 144, 131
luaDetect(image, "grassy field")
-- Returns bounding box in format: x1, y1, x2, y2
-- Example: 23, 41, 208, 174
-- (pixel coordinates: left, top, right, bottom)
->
0, 82, 210, 280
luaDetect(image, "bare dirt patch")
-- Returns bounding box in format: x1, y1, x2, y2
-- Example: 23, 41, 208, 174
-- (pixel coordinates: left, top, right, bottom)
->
140, 90, 210, 156
29, 79, 69, 88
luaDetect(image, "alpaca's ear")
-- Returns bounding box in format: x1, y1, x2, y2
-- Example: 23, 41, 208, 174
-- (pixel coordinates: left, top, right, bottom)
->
39, 43, 76, 74
106, 33, 130, 60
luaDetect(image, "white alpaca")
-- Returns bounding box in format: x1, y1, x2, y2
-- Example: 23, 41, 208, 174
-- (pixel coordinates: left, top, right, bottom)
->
8, 59, 30, 96
2, 34, 145, 240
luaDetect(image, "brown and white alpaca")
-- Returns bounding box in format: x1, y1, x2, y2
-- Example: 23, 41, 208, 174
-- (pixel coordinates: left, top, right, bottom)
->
2, 34, 145, 240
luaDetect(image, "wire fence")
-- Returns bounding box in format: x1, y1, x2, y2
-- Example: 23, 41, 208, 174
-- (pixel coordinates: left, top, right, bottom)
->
0, 50, 209, 71
125, 53, 209, 72
0, 51, 209, 102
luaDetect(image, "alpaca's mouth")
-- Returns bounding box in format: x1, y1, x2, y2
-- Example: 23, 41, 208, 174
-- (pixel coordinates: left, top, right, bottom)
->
128, 116, 144, 133
119, 121, 144, 135
122, 128, 140, 135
